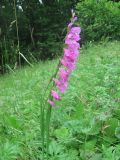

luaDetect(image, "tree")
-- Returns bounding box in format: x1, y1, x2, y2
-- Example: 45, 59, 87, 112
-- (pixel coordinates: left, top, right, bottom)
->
0, 0, 78, 73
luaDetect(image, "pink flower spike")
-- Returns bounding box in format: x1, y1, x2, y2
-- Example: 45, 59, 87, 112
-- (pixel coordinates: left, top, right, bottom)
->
54, 79, 62, 88
51, 90, 61, 101
59, 81, 68, 93
48, 100, 55, 106
71, 27, 81, 34
68, 16, 77, 28
73, 16, 77, 22
65, 39, 80, 49
47, 14, 80, 106
54, 79, 68, 93
61, 59, 76, 71
59, 68, 70, 81
67, 33, 80, 41
64, 48, 78, 62
68, 22, 73, 28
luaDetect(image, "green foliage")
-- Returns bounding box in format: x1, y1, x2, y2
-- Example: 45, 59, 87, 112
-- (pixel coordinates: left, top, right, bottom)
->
76, 0, 120, 44
1, 0, 120, 74
0, 142, 20, 160
102, 145, 120, 160
0, 0, 78, 73
0, 41, 120, 159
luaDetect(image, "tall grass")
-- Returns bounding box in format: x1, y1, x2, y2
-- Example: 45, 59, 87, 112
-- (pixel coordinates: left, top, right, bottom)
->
0, 41, 120, 159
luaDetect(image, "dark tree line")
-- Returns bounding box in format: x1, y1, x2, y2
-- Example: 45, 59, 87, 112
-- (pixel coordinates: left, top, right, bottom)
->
0, 0, 79, 73
0, 0, 119, 73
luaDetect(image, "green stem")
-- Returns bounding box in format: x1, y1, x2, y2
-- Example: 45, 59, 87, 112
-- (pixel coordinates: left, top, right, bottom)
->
46, 105, 52, 160
40, 59, 60, 159
84, 134, 87, 157
40, 102, 45, 159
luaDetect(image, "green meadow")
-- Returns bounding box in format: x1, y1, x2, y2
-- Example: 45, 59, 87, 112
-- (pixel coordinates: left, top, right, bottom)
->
0, 41, 120, 160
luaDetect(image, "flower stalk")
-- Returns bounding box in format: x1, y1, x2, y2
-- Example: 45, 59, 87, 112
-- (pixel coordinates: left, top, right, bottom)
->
40, 12, 81, 159
48, 14, 81, 106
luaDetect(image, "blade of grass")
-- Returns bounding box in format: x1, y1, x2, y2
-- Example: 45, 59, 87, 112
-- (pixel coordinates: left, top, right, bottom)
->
46, 105, 52, 160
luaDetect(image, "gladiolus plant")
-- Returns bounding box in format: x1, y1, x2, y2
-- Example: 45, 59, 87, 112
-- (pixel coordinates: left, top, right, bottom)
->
40, 12, 81, 159
48, 14, 81, 106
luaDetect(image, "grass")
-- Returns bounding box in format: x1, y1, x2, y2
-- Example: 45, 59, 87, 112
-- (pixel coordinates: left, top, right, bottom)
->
0, 41, 120, 160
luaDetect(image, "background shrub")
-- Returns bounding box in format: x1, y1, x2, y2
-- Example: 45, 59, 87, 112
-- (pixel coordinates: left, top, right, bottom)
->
76, 0, 120, 44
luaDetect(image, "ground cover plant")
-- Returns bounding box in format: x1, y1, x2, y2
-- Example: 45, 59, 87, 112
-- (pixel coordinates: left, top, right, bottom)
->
0, 41, 120, 159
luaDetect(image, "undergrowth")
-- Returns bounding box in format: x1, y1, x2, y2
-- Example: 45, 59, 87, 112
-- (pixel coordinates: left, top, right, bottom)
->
0, 41, 120, 160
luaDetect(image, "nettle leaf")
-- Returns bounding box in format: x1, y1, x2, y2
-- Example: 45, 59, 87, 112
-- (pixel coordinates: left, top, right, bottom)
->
81, 127, 91, 134
0, 142, 20, 160
88, 125, 101, 135
80, 150, 95, 160
49, 141, 63, 156
114, 108, 120, 118
96, 112, 112, 121
64, 120, 83, 134
115, 127, 120, 139
102, 144, 120, 160
65, 149, 79, 160
105, 118, 119, 137
89, 153, 102, 160
4, 115, 21, 129
81, 117, 101, 135
102, 136, 116, 146
54, 127, 69, 139
82, 139, 97, 150
80, 139, 97, 159
71, 102, 85, 119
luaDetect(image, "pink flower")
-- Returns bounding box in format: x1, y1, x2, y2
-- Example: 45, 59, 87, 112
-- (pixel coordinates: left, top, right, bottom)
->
48, 14, 81, 106
68, 22, 73, 28
67, 33, 80, 41
68, 17, 77, 29
54, 79, 68, 93
54, 79, 62, 88
64, 48, 78, 62
48, 100, 55, 106
73, 16, 77, 22
51, 90, 61, 100
59, 68, 70, 81
61, 59, 76, 71
65, 39, 80, 49
71, 27, 81, 35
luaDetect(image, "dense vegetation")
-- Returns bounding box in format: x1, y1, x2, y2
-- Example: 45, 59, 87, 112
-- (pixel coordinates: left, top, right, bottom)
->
0, 0, 120, 159
0, 0, 120, 73
0, 0, 78, 73
76, 0, 120, 43
0, 41, 120, 159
